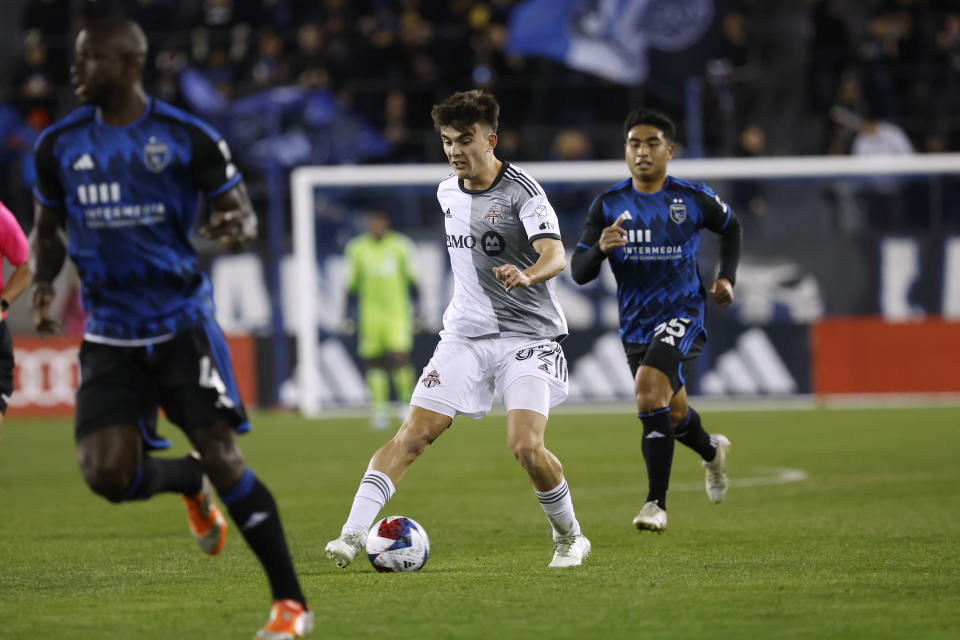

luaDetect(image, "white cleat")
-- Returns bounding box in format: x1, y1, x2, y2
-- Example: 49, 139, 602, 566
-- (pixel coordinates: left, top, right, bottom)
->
633, 501, 667, 534
549, 534, 591, 568
324, 531, 366, 568
702, 434, 732, 503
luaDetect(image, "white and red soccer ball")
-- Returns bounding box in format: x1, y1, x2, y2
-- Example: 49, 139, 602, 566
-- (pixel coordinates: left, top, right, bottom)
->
366, 516, 430, 572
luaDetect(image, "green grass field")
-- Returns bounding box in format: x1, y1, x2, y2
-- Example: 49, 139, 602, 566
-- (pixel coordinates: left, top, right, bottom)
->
1, 406, 959, 639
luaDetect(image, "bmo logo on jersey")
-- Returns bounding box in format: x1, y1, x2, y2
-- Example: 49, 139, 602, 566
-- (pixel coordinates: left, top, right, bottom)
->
445, 232, 506, 256
446, 234, 476, 249
480, 231, 504, 256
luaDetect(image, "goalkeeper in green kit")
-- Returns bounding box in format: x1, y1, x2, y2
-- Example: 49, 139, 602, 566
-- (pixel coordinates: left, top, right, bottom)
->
344, 210, 419, 430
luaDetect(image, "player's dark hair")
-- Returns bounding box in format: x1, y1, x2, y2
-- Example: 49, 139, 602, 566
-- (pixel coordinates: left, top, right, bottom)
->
83, 17, 148, 59
623, 108, 676, 142
431, 90, 499, 134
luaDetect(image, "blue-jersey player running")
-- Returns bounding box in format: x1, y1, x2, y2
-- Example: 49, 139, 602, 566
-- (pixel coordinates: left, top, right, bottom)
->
571, 108, 742, 535
30, 18, 312, 639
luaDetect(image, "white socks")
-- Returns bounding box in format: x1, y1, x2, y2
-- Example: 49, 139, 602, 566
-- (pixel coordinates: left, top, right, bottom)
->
342, 469, 395, 537
343, 472, 581, 541
536, 477, 581, 538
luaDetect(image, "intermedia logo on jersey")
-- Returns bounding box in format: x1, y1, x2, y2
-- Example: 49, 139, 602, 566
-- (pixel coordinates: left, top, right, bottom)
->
421, 369, 441, 388
619, 211, 683, 259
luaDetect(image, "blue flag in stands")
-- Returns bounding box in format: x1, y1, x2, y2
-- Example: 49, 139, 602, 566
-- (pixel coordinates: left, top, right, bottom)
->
507, 0, 717, 85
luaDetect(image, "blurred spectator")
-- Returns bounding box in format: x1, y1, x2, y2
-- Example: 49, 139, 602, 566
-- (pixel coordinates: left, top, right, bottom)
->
245, 27, 289, 91
840, 110, 916, 229
289, 22, 329, 89
550, 129, 592, 161
732, 124, 770, 226
825, 73, 869, 154
935, 12, 960, 115
850, 114, 914, 157
806, 0, 850, 113
13, 33, 59, 131
2, 0, 959, 178
201, 45, 238, 100
379, 89, 420, 163
21, 0, 71, 35
125, 0, 183, 34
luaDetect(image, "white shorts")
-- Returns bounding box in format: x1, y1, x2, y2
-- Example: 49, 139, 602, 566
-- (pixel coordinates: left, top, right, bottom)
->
410, 331, 569, 420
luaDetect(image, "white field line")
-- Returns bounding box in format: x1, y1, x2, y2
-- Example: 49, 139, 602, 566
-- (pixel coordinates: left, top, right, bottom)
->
671, 466, 808, 492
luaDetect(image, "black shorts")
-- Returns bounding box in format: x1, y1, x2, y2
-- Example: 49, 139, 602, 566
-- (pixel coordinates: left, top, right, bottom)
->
624, 333, 706, 394
0, 321, 13, 414
75, 320, 249, 444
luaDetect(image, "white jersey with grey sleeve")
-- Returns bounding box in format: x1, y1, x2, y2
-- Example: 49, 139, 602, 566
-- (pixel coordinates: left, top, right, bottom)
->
436, 162, 568, 339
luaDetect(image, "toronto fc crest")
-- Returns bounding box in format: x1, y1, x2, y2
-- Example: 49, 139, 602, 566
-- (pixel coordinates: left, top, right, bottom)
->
421, 369, 441, 388
484, 203, 504, 226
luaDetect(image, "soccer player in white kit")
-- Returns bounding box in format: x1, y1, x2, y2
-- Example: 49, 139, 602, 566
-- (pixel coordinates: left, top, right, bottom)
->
325, 90, 590, 568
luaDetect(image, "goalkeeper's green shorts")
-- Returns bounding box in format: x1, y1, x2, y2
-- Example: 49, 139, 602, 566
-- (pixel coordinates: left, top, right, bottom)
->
357, 318, 413, 359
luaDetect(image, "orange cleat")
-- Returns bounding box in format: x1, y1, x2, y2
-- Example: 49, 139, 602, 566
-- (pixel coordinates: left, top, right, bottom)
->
181, 475, 227, 556
255, 599, 314, 639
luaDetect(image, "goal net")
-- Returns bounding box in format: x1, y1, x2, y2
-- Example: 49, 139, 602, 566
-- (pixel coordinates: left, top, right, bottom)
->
290, 153, 960, 416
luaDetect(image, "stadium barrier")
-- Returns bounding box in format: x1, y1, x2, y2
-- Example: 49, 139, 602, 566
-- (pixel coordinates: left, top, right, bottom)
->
10, 334, 258, 418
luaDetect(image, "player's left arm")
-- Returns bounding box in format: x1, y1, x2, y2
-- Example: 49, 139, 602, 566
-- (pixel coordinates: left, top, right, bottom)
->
493, 237, 565, 293
698, 190, 742, 307
199, 181, 258, 252
187, 123, 256, 252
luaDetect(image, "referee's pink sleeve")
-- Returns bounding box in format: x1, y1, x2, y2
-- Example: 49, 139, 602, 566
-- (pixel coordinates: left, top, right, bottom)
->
0, 200, 29, 266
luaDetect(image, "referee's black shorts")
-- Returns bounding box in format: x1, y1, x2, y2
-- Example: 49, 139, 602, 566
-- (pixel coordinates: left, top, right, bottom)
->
0, 320, 14, 414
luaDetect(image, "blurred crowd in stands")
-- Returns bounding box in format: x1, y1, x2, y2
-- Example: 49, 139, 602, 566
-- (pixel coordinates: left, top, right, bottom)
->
1, 0, 959, 220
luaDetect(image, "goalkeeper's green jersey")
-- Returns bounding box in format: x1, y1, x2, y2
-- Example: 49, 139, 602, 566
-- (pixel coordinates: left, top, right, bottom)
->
345, 231, 417, 330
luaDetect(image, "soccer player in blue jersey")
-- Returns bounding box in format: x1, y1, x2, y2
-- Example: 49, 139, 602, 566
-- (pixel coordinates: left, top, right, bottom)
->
571, 108, 741, 535
29, 18, 311, 638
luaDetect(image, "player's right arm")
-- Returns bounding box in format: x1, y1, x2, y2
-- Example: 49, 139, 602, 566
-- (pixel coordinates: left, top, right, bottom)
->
570, 196, 627, 284
29, 130, 68, 335
29, 202, 67, 335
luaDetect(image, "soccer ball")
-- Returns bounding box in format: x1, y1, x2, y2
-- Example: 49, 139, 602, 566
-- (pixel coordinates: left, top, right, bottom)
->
365, 515, 430, 572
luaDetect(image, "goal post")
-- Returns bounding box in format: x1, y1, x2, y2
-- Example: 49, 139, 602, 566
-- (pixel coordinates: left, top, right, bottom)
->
290, 153, 960, 416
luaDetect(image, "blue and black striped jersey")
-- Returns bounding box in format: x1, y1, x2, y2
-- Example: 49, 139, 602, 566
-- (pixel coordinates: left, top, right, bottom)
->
572, 175, 741, 345
33, 98, 241, 343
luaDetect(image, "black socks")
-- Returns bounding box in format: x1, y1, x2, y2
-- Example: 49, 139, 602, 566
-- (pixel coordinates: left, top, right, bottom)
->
675, 407, 718, 461
220, 468, 306, 606
639, 408, 675, 509
124, 455, 202, 501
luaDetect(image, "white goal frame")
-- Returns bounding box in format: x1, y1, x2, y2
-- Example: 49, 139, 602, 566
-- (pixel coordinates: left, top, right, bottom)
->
291, 152, 960, 416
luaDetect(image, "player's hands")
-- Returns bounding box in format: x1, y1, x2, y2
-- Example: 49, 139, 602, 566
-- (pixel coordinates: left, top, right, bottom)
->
598, 211, 630, 253
492, 264, 531, 293
709, 278, 735, 307
199, 209, 257, 252
32, 281, 62, 336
